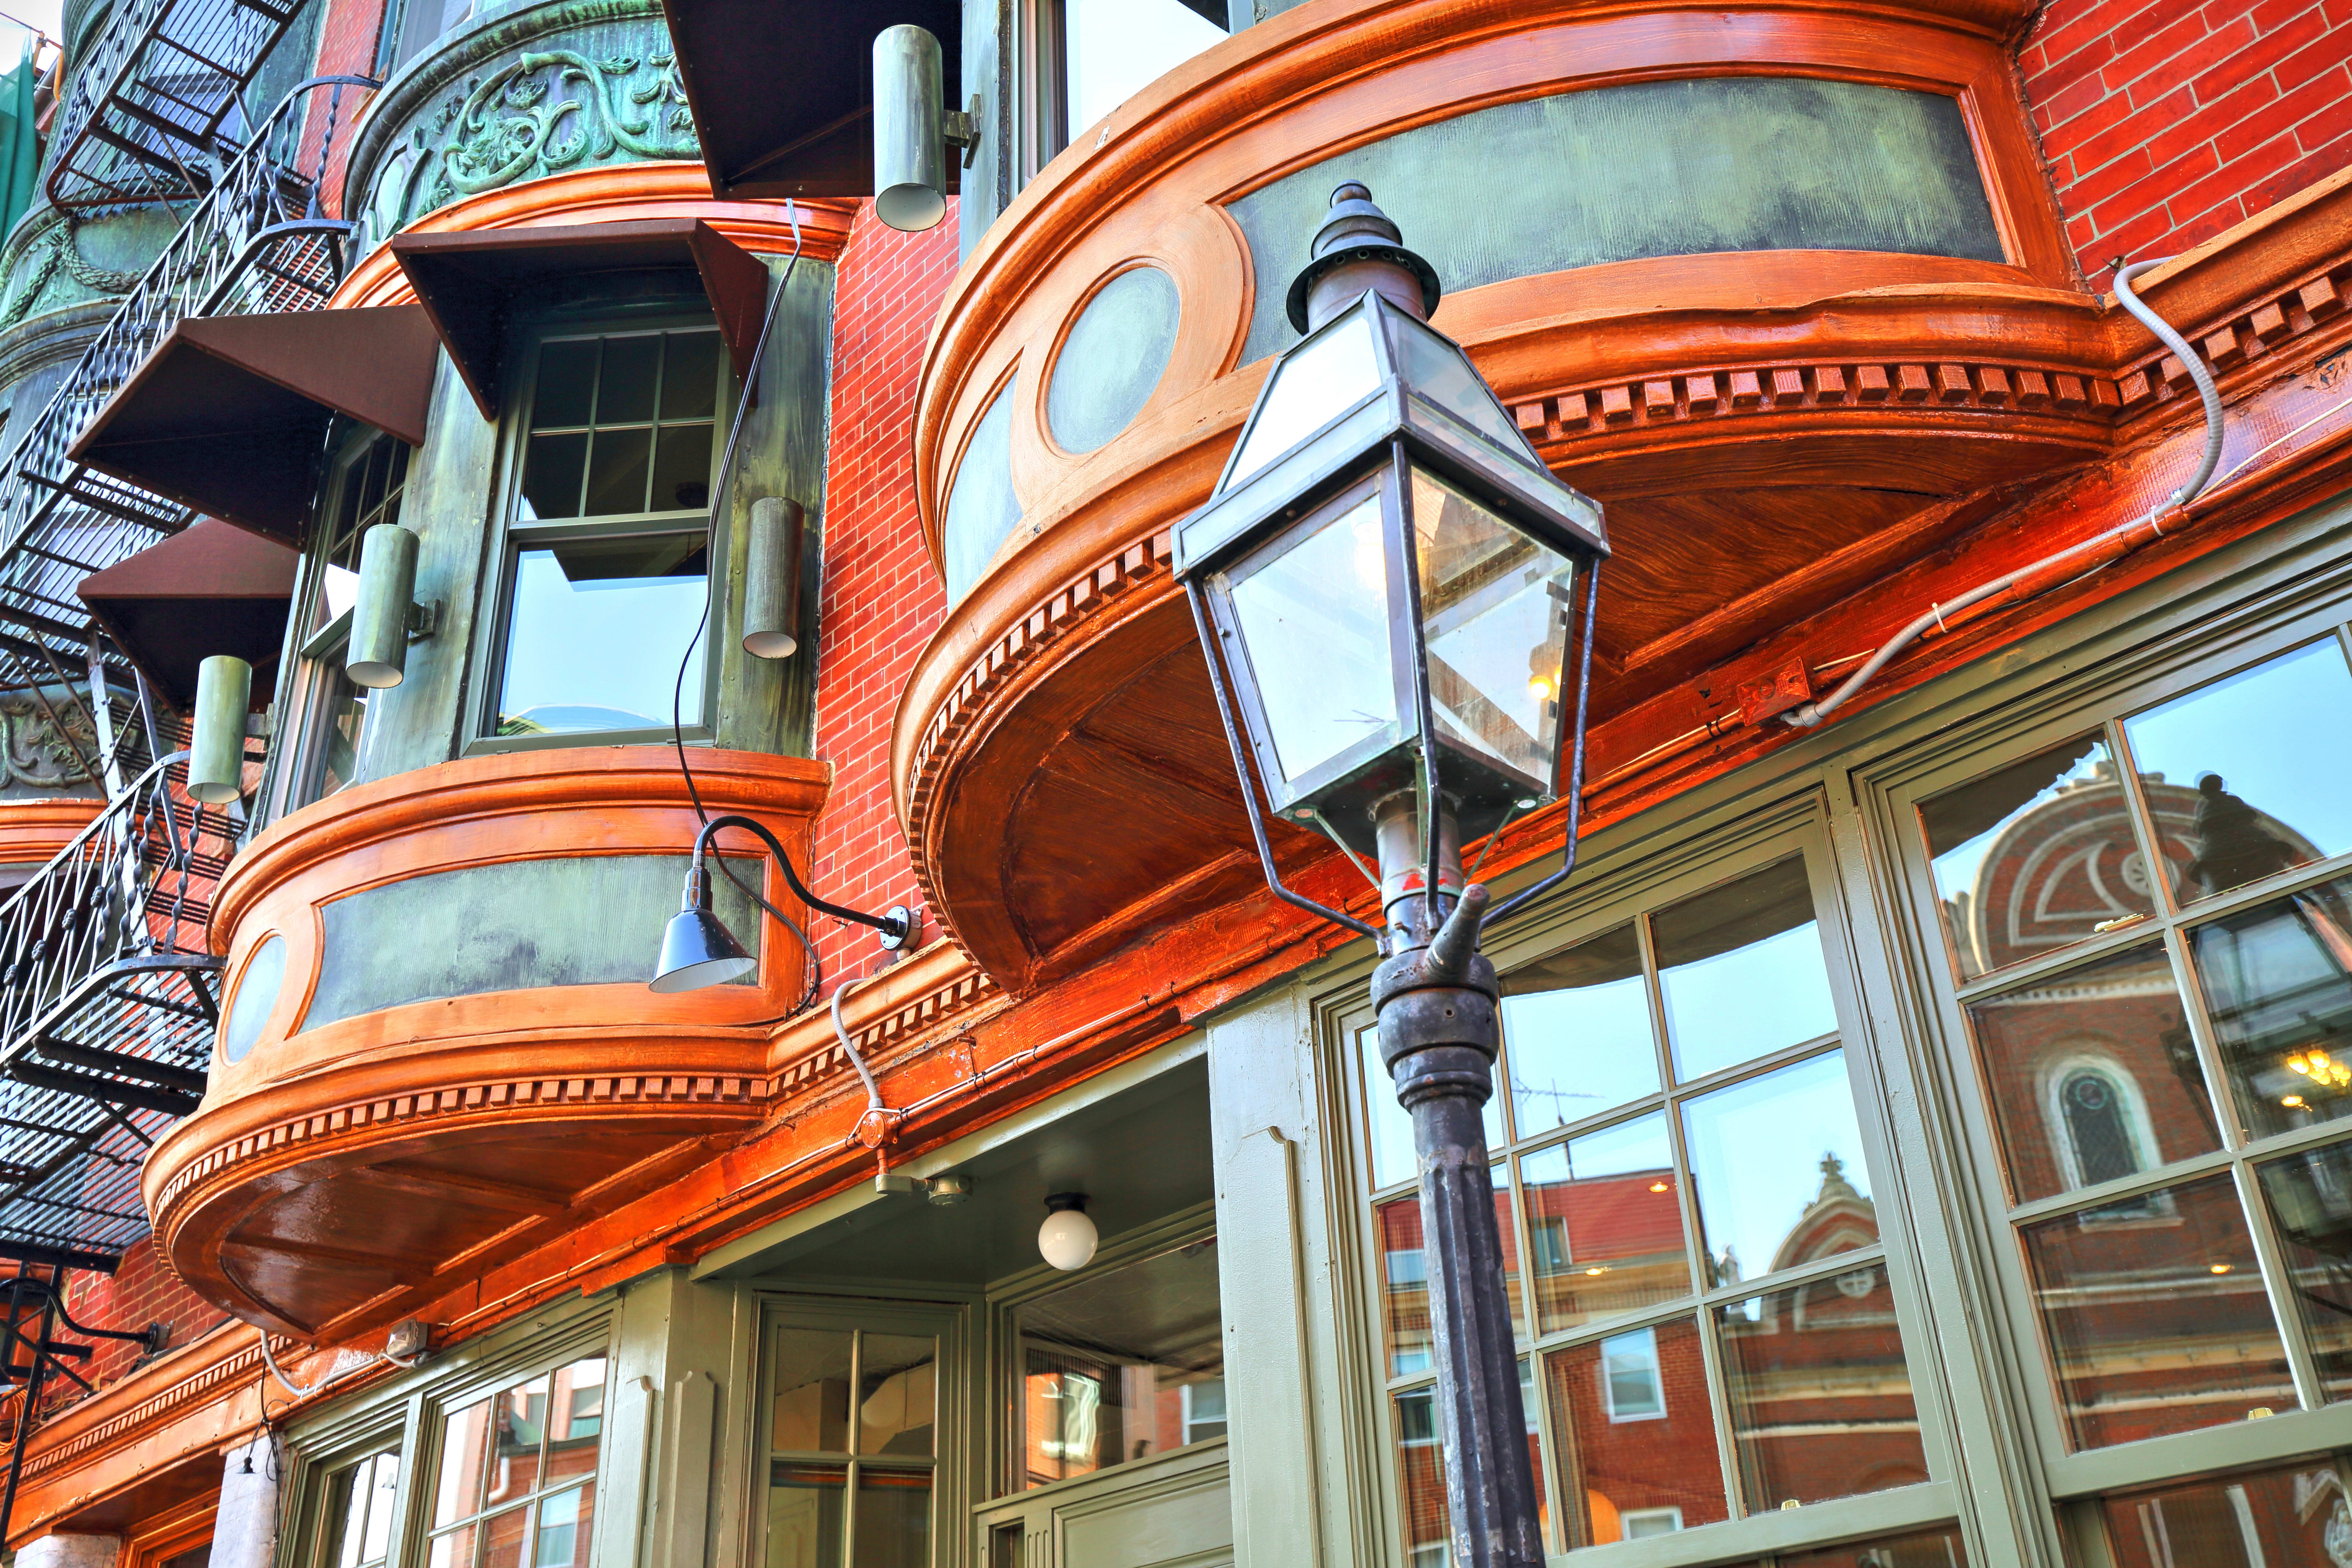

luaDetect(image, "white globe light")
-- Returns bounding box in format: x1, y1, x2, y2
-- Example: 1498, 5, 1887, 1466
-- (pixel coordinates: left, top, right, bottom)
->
1038, 1205, 1098, 1271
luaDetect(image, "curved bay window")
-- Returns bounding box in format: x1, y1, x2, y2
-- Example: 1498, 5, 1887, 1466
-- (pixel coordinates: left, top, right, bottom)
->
479, 319, 722, 751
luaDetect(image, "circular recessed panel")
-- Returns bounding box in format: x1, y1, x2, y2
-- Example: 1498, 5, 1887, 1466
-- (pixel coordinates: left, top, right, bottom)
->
1047, 267, 1181, 455
220, 934, 287, 1064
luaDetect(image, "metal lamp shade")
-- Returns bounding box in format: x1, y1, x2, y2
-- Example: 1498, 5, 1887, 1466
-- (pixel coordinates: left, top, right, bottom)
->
650, 902, 758, 992
1180, 288, 1604, 856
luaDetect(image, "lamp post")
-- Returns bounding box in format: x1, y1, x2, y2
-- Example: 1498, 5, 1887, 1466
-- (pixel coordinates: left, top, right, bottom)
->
1177, 184, 1607, 1568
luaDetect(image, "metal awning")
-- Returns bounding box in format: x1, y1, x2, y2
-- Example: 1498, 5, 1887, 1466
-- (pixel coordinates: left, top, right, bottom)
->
78, 519, 299, 708
391, 220, 774, 418
656, 0, 962, 201
66, 305, 439, 546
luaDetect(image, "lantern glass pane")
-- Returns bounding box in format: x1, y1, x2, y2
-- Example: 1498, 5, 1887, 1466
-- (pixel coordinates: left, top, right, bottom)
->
1387, 310, 1541, 463
1411, 468, 1575, 791
1226, 306, 1381, 489
1227, 492, 1397, 787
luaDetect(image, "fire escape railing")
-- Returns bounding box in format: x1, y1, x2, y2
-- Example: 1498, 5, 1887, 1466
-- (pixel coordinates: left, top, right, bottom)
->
44, 0, 311, 214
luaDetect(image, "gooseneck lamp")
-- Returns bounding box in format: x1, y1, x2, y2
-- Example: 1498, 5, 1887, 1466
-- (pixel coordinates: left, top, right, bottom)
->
1178, 183, 1608, 1568
650, 813, 913, 993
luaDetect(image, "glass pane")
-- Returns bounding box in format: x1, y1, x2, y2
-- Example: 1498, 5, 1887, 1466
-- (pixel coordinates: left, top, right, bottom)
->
2093, 1459, 2346, 1567
1656, 859, 1838, 1082
1501, 924, 1660, 1135
1920, 734, 2150, 980
497, 536, 708, 737
546, 1358, 604, 1485
1062, 0, 1227, 139
1523, 1114, 1689, 1335
485, 1375, 549, 1508
1683, 1050, 1873, 1289
520, 432, 587, 521
858, 1334, 936, 1456
425, 1526, 476, 1568
360, 1454, 400, 1568
854, 1469, 930, 1568
1717, 1261, 1927, 1509
306, 664, 367, 804
595, 336, 660, 424
1495, 1160, 1524, 1341
2256, 1140, 2352, 1401
1361, 1025, 1418, 1190
330, 1462, 370, 1568
1411, 468, 1575, 790
771, 1330, 853, 1452
660, 332, 720, 421
1016, 1238, 1223, 1488
434, 1398, 493, 1526
649, 423, 713, 513
479, 1506, 527, 1568
2125, 641, 2352, 903
531, 341, 596, 429
1961, 940, 2219, 1203
1544, 1316, 1729, 1549
764, 1463, 844, 1568
1778, 1530, 1969, 1567
1376, 1194, 1432, 1379
1227, 305, 1381, 488
1389, 311, 1541, 461
2193, 871, 2352, 1143
1225, 492, 1396, 788
2019, 1169, 2290, 1449
530, 1483, 590, 1568
584, 427, 653, 517
1392, 1389, 1452, 1568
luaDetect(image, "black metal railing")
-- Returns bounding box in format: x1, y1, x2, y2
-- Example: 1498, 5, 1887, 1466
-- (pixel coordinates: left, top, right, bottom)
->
0, 74, 373, 662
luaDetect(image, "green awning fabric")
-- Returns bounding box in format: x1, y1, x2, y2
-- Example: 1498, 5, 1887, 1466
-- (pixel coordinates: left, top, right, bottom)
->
0, 35, 41, 241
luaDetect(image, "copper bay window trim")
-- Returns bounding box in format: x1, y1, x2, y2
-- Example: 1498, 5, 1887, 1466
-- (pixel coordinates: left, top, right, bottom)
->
389, 219, 775, 419
66, 305, 441, 546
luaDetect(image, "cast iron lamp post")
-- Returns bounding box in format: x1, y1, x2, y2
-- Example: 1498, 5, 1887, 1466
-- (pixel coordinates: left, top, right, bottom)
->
1178, 184, 1608, 1568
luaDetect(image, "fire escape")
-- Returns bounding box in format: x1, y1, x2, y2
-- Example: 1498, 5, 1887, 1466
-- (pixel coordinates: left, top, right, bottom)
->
0, 0, 374, 1484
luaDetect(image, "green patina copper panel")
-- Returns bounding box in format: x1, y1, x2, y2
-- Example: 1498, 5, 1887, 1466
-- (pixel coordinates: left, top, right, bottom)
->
1226, 77, 2002, 363
303, 851, 761, 1029
942, 383, 1020, 603
1047, 266, 1181, 455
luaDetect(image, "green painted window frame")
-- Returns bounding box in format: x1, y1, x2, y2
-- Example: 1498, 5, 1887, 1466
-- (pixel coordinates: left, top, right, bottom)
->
463, 304, 731, 761
1333, 807, 1963, 1566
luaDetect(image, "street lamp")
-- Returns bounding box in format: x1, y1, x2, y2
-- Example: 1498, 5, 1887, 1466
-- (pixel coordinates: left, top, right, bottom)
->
1177, 183, 1607, 1568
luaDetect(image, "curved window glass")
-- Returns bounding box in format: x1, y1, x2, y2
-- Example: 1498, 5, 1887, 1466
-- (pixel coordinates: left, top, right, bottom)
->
220, 934, 286, 1065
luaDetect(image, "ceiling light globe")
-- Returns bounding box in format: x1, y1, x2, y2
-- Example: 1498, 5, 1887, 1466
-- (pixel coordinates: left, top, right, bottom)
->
1038, 1196, 1097, 1271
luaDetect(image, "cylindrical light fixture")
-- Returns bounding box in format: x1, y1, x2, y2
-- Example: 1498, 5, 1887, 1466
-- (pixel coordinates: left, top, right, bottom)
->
347, 524, 421, 689
188, 655, 252, 805
742, 497, 804, 659
1038, 1193, 1097, 1271
873, 24, 947, 232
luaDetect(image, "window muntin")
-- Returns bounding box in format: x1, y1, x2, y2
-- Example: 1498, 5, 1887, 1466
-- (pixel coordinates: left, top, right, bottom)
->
1358, 848, 1932, 1557
1912, 635, 2352, 1455
2075, 1455, 2352, 1566
486, 325, 723, 745
1011, 1235, 1222, 1490
323, 1450, 401, 1568
425, 1356, 606, 1568
766, 1323, 938, 1568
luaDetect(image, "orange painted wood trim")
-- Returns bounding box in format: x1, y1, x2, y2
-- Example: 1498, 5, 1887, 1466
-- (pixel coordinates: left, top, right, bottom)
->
332, 164, 860, 310
0, 798, 103, 864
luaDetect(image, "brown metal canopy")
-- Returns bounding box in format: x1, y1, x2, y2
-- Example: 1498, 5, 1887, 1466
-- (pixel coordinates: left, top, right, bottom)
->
657, 0, 962, 200
390, 219, 773, 419
67, 305, 440, 546
78, 518, 299, 706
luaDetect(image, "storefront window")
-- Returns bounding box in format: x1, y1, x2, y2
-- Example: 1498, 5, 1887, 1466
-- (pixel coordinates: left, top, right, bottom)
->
1357, 847, 1932, 1559
1913, 636, 2352, 1453
1011, 1234, 1222, 1489
426, 1356, 606, 1568
488, 325, 720, 744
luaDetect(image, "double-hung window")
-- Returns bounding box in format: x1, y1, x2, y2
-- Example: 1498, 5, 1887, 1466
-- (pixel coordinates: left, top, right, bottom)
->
278, 429, 407, 812
481, 320, 723, 750
425, 1355, 607, 1568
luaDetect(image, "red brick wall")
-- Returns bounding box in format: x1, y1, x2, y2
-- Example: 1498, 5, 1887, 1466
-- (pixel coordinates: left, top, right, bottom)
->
2022, 0, 2352, 283
52, 1241, 231, 1402
807, 201, 958, 989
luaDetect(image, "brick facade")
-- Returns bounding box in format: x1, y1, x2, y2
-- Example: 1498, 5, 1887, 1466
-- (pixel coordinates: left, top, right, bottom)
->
2022, 0, 2352, 281
58, 1241, 232, 1400
807, 201, 959, 989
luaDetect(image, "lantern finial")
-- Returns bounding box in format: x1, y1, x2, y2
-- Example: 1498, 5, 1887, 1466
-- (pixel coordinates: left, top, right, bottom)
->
1286, 182, 1442, 333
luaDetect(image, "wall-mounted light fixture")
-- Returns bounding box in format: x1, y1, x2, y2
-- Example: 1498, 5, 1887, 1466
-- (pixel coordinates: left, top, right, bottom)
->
872, 24, 981, 233
742, 497, 804, 659
188, 654, 252, 805
1038, 1193, 1096, 1271
346, 525, 437, 689
648, 813, 913, 992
